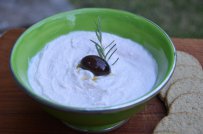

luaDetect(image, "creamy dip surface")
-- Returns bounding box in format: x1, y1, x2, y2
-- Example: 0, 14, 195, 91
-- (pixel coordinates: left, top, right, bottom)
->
28, 31, 157, 108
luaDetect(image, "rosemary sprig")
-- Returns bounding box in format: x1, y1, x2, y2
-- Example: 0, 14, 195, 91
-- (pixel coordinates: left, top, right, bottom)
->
90, 39, 105, 59
105, 40, 114, 49
105, 43, 117, 59
90, 17, 119, 65
112, 58, 119, 66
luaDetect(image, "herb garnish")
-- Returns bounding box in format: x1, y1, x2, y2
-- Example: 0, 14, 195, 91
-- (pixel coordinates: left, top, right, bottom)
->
78, 17, 119, 76
90, 17, 119, 65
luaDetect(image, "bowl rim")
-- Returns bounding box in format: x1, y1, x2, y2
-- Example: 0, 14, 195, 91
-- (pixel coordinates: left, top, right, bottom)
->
10, 8, 176, 113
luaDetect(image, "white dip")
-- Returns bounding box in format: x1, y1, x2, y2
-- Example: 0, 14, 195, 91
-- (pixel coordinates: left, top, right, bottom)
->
28, 31, 157, 108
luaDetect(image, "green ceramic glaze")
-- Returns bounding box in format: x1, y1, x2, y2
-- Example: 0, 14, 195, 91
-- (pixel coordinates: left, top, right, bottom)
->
44, 103, 145, 132
10, 8, 176, 132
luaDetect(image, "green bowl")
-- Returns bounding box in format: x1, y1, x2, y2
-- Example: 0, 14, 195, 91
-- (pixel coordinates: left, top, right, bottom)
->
10, 8, 176, 132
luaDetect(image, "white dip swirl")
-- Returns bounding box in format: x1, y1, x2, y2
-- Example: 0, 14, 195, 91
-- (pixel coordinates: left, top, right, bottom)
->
28, 31, 157, 108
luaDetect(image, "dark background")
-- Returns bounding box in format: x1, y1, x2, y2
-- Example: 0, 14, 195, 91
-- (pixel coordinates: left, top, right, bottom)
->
1, 0, 203, 38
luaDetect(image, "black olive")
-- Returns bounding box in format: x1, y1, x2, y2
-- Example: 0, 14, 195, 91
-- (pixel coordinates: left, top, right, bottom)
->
79, 55, 111, 76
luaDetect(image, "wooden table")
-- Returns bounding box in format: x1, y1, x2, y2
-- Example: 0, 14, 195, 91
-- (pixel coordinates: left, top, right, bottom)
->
0, 29, 203, 134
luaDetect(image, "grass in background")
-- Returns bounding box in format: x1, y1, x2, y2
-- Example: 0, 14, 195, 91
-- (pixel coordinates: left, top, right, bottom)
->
70, 0, 203, 38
